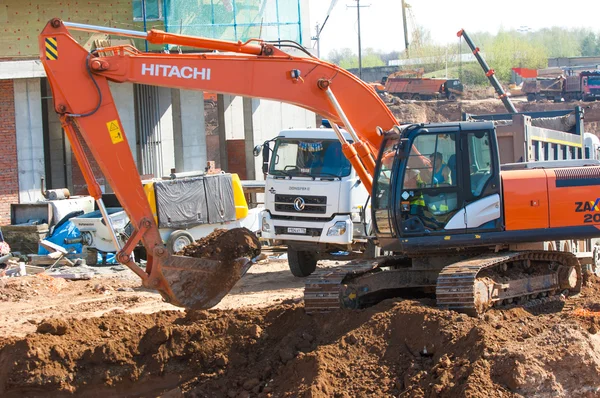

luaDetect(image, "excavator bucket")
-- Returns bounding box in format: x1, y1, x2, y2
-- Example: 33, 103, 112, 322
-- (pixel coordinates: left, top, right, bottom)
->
149, 228, 261, 309
160, 255, 254, 309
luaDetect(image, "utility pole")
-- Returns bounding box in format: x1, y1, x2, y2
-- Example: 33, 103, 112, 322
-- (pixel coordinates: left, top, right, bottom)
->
401, 0, 409, 58
347, 0, 370, 79
312, 1, 339, 59
312, 23, 321, 58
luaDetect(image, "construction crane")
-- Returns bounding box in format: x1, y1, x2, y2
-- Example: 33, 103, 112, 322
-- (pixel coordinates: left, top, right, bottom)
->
40, 19, 599, 315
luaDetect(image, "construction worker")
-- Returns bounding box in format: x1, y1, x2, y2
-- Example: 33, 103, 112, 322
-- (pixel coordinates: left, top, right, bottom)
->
403, 145, 432, 216
429, 152, 451, 186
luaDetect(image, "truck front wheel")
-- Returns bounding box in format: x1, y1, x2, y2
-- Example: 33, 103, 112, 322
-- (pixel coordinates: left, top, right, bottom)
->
287, 247, 318, 277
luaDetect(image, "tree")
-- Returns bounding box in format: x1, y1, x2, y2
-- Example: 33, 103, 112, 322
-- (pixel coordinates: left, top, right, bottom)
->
326, 48, 385, 69
487, 31, 547, 81
581, 33, 599, 56
326, 48, 354, 65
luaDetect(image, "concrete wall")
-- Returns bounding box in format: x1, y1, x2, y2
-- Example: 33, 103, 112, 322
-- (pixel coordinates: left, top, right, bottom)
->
109, 82, 137, 162
218, 94, 316, 180
0, 0, 164, 59
172, 89, 207, 173
243, 98, 316, 180
157, 86, 175, 177
14, 78, 45, 203
548, 56, 600, 68
346, 66, 400, 83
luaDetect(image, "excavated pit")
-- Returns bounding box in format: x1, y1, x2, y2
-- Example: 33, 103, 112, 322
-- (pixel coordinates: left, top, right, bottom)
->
2, 278, 600, 398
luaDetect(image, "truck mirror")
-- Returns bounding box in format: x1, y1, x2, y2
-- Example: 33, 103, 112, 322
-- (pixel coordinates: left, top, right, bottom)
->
262, 143, 270, 174
253, 144, 262, 157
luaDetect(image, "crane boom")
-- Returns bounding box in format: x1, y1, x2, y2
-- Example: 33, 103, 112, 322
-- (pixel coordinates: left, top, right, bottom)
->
457, 29, 517, 114
39, 18, 398, 309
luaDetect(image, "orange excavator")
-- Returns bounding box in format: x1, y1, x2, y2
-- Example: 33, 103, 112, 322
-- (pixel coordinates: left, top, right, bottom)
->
40, 19, 600, 315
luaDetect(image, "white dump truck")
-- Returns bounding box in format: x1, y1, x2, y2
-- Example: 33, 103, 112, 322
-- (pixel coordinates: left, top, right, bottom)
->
257, 128, 382, 277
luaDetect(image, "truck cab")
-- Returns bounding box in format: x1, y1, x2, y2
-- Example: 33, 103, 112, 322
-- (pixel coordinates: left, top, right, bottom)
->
259, 128, 372, 277
585, 133, 600, 160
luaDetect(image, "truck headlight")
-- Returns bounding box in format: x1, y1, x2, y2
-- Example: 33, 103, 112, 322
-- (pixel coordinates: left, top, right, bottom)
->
261, 217, 271, 232
327, 221, 347, 236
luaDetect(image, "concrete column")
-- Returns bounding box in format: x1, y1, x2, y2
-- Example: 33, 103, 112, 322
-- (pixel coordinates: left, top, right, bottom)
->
46, 92, 67, 189
109, 82, 136, 162
243, 97, 256, 180
157, 86, 175, 177
172, 88, 207, 173
14, 78, 45, 203
217, 94, 244, 169
244, 98, 316, 180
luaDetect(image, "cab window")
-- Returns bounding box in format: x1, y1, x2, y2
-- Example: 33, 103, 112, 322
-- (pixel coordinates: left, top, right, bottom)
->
467, 131, 493, 197
400, 133, 459, 231
403, 133, 456, 189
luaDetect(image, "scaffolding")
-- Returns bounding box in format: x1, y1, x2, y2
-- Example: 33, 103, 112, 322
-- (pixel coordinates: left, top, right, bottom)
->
158, 0, 303, 45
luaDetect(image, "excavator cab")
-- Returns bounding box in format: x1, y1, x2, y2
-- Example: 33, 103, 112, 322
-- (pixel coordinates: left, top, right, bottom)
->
373, 122, 502, 252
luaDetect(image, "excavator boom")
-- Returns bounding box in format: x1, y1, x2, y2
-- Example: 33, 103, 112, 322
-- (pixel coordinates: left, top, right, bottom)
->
39, 19, 398, 309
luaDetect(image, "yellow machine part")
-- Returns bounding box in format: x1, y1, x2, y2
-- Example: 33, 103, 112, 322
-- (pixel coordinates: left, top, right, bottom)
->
231, 173, 249, 219
143, 174, 248, 223
143, 181, 158, 224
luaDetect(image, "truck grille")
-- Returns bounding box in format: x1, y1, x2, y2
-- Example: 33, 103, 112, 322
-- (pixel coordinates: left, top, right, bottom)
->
270, 214, 334, 222
274, 194, 327, 214
275, 226, 323, 237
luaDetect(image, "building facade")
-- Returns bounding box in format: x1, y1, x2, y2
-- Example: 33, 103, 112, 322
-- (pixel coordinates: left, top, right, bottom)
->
0, 0, 314, 224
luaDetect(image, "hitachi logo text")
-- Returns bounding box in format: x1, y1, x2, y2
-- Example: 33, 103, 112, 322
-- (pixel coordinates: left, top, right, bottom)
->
141, 64, 211, 80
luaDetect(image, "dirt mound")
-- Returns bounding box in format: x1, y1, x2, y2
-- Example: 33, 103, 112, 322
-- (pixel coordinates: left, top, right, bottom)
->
177, 228, 261, 262
2, 279, 600, 397
389, 99, 600, 137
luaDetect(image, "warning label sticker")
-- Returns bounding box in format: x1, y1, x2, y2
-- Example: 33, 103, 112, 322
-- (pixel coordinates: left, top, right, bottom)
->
106, 120, 124, 144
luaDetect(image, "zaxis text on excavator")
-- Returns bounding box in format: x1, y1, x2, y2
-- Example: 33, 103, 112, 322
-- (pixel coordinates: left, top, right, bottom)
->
39, 19, 600, 316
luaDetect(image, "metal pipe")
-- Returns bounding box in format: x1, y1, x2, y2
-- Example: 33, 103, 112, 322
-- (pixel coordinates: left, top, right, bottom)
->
63, 21, 148, 39
96, 198, 123, 252
331, 123, 349, 145
457, 29, 517, 114
323, 87, 361, 143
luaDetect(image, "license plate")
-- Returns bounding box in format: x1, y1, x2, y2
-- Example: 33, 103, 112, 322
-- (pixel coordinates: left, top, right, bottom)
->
287, 227, 306, 234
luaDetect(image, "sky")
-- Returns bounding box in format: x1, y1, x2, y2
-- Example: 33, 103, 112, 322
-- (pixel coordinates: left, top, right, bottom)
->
308, 0, 600, 58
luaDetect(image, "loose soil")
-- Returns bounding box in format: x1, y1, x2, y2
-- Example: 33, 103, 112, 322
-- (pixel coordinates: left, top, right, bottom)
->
1, 274, 600, 397
388, 98, 600, 135
176, 228, 261, 262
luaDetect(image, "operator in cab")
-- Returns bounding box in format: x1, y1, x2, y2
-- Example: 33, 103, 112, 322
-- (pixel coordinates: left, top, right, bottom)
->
429, 152, 451, 186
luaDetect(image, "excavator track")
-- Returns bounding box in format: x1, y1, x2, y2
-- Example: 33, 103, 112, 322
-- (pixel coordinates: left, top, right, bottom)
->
436, 251, 581, 316
304, 251, 582, 316
304, 262, 377, 313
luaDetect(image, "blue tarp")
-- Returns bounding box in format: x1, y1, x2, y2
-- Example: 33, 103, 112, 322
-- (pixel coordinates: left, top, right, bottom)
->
38, 220, 82, 255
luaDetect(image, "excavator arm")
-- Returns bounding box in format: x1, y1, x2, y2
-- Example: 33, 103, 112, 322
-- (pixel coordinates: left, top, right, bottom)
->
39, 19, 398, 309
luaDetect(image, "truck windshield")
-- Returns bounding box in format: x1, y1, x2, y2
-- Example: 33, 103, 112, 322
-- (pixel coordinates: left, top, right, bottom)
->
588, 77, 600, 86
269, 139, 352, 178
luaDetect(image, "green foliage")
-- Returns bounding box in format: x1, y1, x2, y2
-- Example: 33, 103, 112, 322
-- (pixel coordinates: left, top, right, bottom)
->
487, 31, 548, 81
459, 64, 490, 86
581, 32, 600, 56
328, 48, 385, 69
325, 25, 600, 85
529, 27, 590, 58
